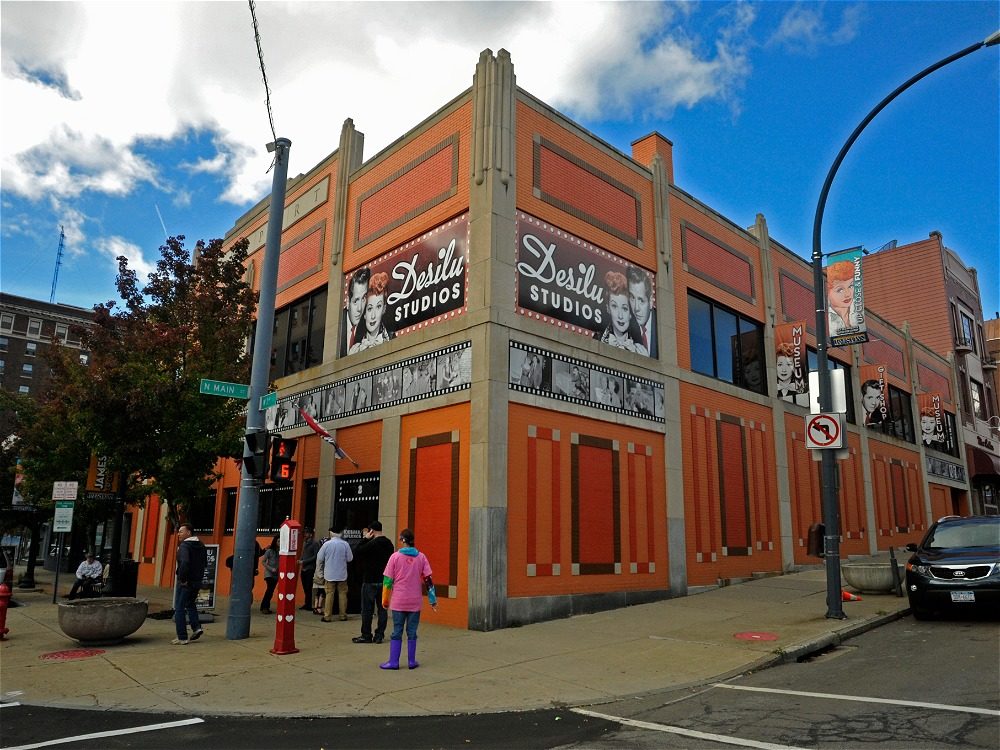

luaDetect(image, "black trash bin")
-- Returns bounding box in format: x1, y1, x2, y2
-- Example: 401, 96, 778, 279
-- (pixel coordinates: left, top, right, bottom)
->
112, 559, 140, 597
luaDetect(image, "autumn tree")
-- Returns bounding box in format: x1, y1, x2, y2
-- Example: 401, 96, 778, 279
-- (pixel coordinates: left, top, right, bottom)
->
45, 235, 257, 527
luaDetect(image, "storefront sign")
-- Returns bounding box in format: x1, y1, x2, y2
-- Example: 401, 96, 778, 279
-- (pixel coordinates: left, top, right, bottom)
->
340, 214, 468, 356
196, 544, 219, 611
515, 213, 657, 359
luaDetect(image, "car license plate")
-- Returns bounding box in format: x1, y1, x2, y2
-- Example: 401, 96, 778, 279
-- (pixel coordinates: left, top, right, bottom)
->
950, 591, 975, 603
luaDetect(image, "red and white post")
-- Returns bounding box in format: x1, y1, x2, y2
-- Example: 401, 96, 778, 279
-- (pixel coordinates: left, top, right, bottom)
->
271, 518, 301, 655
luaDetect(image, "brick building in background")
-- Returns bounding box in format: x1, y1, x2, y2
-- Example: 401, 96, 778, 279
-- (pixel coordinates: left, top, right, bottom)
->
128, 50, 995, 630
863, 234, 1000, 514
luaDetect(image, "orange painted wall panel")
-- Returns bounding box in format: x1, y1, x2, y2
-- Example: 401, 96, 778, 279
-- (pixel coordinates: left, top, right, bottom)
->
679, 382, 781, 586
397, 403, 470, 629
868, 442, 927, 549
507, 403, 668, 597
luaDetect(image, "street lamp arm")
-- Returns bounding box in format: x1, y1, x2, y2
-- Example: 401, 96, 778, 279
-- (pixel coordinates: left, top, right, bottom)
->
812, 38, 990, 257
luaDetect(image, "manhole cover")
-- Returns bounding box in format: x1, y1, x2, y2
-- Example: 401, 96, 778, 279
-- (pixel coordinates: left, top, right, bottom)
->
40, 649, 106, 661
733, 631, 778, 642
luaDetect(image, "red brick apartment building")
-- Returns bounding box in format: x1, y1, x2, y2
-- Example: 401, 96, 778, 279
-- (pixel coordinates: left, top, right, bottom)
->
127, 50, 998, 630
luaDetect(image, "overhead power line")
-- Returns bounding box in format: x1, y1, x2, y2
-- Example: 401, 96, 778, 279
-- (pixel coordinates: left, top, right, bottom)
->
248, 0, 278, 154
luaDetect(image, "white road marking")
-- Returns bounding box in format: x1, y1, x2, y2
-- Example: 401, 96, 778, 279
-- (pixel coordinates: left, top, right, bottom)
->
3, 717, 205, 750
571, 707, 809, 750
713, 683, 1000, 716
0, 703, 21, 709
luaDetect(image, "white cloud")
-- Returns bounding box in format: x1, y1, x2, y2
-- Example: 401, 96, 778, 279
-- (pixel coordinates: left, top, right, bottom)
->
95, 235, 156, 280
1, 1, 758, 214
769, 3, 863, 54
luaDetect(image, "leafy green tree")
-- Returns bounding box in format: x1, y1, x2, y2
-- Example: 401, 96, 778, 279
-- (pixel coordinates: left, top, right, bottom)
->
44, 235, 256, 527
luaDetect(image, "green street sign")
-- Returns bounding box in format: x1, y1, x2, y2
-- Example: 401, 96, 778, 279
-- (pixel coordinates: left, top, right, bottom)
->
199, 379, 250, 399
260, 391, 278, 410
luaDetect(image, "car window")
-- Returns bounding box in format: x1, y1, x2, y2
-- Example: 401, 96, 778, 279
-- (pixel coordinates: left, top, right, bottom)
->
927, 521, 1000, 549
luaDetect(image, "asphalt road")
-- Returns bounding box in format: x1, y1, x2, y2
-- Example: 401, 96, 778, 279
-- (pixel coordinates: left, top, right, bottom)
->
2, 614, 996, 750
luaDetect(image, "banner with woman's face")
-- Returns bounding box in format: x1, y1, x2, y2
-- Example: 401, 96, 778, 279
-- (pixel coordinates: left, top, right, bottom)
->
340, 214, 469, 356
515, 212, 657, 358
775, 321, 808, 406
918, 392, 949, 451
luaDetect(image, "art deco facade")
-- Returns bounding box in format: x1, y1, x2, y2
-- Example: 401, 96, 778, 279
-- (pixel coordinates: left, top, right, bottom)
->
128, 51, 991, 630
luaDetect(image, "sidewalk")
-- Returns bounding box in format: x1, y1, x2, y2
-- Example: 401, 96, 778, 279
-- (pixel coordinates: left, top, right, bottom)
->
1, 563, 910, 718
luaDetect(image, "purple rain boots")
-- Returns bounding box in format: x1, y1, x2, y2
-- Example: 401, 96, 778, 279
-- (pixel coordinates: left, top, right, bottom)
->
379, 638, 401, 670
407, 638, 419, 669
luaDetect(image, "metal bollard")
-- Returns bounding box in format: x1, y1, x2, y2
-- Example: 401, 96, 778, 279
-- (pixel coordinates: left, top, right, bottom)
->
0, 583, 11, 639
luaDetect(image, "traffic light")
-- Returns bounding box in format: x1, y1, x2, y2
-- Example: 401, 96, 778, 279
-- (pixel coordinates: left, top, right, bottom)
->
243, 429, 270, 480
269, 437, 298, 483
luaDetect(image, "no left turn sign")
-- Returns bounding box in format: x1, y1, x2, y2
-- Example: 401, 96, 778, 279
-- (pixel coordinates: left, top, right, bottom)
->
806, 413, 843, 449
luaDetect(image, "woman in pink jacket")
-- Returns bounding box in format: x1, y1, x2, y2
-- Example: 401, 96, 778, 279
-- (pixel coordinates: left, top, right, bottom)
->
379, 528, 437, 670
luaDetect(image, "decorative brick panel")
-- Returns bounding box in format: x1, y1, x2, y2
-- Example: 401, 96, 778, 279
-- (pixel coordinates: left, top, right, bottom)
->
571, 434, 621, 575
863, 335, 905, 377
917, 362, 952, 401
277, 224, 324, 292
779, 271, 814, 323
534, 137, 642, 247
355, 134, 459, 249
683, 224, 754, 302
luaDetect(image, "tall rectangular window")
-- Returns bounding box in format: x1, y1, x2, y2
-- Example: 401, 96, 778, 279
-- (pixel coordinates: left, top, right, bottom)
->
54, 323, 68, 343
223, 488, 238, 534
259, 286, 327, 381
27, 318, 42, 338
21, 363, 33, 377
686, 292, 766, 395
25, 342, 37, 357
970, 379, 987, 421
0, 313, 13, 333
959, 312, 977, 354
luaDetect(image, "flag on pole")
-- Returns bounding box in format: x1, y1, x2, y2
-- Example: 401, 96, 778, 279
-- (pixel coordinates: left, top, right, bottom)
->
299, 407, 359, 468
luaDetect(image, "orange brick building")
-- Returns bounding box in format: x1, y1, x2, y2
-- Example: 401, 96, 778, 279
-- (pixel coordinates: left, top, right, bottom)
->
129, 50, 991, 629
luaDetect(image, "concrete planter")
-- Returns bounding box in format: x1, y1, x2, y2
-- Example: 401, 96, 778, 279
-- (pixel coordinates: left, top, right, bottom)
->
57, 597, 149, 646
841, 563, 896, 594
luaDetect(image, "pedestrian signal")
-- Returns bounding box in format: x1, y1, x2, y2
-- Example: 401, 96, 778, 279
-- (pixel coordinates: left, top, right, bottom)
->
244, 429, 270, 480
269, 437, 297, 483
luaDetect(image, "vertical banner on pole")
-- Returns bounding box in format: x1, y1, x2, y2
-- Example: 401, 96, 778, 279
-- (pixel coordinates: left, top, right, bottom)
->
825, 247, 869, 347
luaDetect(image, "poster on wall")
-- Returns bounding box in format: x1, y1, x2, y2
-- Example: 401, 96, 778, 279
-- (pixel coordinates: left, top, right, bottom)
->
918, 392, 949, 451
339, 213, 469, 357
775, 321, 808, 407
825, 247, 868, 347
515, 213, 657, 358
860, 363, 888, 427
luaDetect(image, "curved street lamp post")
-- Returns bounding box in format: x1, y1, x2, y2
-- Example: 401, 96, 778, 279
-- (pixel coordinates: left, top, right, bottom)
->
812, 31, 999, 619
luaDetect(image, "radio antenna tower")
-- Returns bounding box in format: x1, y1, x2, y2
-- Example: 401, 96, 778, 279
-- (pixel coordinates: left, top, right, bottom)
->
50, 225, 65, 303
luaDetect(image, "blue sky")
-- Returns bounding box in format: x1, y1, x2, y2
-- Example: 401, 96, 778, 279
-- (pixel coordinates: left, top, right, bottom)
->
2, 1, 998, 318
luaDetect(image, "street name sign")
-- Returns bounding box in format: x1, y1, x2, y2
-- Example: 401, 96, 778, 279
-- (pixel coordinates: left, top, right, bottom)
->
53, 501, 75, 532
199, 379, 250, 399
260, 391, 278, 410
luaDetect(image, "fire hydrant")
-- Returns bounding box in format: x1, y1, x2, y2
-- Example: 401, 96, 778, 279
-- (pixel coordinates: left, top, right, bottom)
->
0, 583, 11, 640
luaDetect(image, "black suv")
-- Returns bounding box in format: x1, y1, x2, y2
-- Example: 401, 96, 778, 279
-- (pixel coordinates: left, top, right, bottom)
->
905, 515, 1000, 619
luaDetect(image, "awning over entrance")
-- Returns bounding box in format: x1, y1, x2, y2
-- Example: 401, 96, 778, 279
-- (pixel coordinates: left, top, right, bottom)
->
967, 445, 1000, 479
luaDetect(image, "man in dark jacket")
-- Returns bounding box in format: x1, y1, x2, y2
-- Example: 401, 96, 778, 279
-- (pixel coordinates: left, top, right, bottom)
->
298, 527, 321, 611
173, 523, 208, 645
351, 521, 395, 644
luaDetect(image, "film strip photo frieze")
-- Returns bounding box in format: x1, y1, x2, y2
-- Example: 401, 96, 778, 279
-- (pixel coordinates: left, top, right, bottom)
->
265, 341, 472, 431
509, 340, 664, 422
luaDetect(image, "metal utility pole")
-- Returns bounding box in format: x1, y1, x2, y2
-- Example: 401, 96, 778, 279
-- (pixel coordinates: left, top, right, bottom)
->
812, 31, 998, 620
227, 137, 291, 640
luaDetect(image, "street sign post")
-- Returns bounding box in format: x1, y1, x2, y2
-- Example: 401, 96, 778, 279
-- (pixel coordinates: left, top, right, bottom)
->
199, 379, 250, 399
51, 485, 78, 603
53, 500, 75, 532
